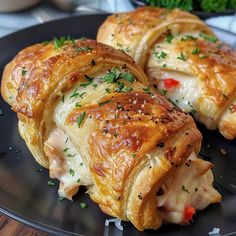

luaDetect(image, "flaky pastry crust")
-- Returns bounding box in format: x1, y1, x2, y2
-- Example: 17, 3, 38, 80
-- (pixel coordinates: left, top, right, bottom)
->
1, 38, 221, 231
97, 7, 236, 139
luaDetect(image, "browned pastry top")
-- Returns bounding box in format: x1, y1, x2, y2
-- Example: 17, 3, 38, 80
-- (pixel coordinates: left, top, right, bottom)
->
1, 39, 145, 118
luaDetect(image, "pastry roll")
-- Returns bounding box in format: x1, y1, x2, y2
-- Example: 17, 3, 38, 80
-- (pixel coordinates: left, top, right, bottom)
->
1, 38, 221, 231
97, 7, 236, 140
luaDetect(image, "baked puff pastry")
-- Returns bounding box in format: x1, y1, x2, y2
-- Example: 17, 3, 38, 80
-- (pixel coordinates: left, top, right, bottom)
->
1, 38, 221, 231
97, 7, 236, 140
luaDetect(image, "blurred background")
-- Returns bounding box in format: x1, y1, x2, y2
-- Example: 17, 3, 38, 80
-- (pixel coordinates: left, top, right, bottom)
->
0, 0, 235, 47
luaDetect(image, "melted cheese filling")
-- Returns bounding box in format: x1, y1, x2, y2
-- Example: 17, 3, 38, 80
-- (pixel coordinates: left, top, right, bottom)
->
44, 74, 116, 199
44, 128, 93, 199
43, 70, 220, 222
148, 68, 201, 114
157, 152, 221, 224
147, 32, 203, 111
146, 31, 225, 129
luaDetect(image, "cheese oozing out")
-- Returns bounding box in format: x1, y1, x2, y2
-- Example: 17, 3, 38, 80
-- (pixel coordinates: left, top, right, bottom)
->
44, 128, 93, 199
156, 152, 221, 224
44, 73, 115, 199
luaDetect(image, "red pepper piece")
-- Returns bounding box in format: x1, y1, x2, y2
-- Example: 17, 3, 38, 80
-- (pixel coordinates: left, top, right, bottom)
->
184, 205, 196, 222
163, 78, 180, 89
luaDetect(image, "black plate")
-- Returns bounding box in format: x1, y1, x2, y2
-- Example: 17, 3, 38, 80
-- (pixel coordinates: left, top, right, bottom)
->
1, 14, 236, 236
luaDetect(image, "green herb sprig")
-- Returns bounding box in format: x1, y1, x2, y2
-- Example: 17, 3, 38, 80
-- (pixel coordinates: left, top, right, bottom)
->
77, 112, 86, 128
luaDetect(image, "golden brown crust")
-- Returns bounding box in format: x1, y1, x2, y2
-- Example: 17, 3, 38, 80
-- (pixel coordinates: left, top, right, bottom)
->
64, 89, 202, 230
97, 7, 236, 139
177, 39, 236, 106
1, 38, 220, 231
97, 7, 213, 68
1, 39, 145, 117
1, 39, 148, 167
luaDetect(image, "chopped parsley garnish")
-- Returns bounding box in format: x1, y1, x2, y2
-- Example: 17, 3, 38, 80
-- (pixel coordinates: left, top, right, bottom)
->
166, 33, 174, 44
162, 63, 167, 68
60, 95, 65, 103
102, 68, 119, 83
103, 68, 135, 84
114, 132, 118, 138
116, 43, 130, 52
48, 180, 56, 186
77, 178, 80, 183
20, 66, 27, 76
187, 101, 197, 115
91, 59, 96, 65
103, 73, 114, 83
132, 153, 136, 158
101, 67, 135, 93
99, 100, 111, 106
69, 89, 80, 99
76, 46, 93, 53
121, 72, 135, 83
66, 35, 75, 45
67, 153, 76, 157
80, 202, 87, 208
75, 102, 82, 108
0, 109, 4, 116
182, 185, 190, 194
187, 101, 193, 108
92, 83, 97, 88
63, 148, 69, 152
154, 50, 167, 60
52, 36, 75, 49
80, 162, 83, 166
115, 81, 133, 93
162, 89, 167, 95
80, 75, 94, 88
79, 92, 86, 98
69, 168, 75, 177
106, 88, 111, 93
199, 32, 217, 43
190, 109, 197, 115
77, 112, 86, 128
177, 52, 188, 61
142, 86, 153, 96
80, 81, 93, 88
53, 36, 66, 49
191, 47, 201, 55
69, 89, 86, 99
